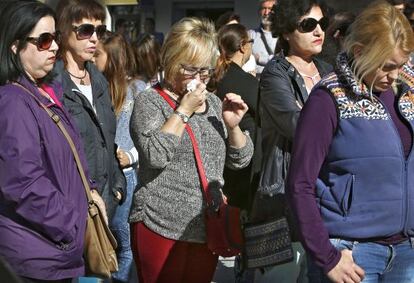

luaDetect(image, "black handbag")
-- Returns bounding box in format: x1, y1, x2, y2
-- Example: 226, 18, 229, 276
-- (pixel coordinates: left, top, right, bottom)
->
242, 192, 294, 269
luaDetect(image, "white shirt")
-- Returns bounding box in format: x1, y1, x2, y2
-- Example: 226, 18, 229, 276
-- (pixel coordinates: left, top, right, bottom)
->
74, 84, 95, 112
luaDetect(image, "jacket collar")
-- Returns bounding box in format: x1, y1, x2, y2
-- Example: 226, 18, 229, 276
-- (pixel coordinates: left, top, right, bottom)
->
15, 76, 61, 108
335, 52, 414, 98
54, 59, 108, 103
274, 51, 332, 78
336, 52, 370, 98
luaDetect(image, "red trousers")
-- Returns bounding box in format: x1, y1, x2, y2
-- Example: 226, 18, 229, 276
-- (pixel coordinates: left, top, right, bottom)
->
131, 222, 218, 283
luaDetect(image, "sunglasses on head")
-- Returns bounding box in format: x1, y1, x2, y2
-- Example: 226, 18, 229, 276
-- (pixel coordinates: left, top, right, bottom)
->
26, 31, 61, 51
72, 24, 106, 40
297, 17, 329, 33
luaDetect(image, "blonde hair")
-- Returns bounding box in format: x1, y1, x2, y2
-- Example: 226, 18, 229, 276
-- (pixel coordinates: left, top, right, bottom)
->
161, 17, 217, 87
343, 0, 414, 86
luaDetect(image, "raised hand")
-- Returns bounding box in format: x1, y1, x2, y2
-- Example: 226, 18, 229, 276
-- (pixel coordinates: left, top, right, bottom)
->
222, 92, 248, 130
177, 82, 207, 116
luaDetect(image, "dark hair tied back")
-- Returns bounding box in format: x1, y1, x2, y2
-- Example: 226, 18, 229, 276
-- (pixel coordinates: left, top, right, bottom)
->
209, 23, 249, 90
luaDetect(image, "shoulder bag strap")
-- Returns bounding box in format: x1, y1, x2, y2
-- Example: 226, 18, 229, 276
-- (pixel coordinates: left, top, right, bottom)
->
13, 83, 94, 204
154, 85, 214, 206
259, 29, 274, 56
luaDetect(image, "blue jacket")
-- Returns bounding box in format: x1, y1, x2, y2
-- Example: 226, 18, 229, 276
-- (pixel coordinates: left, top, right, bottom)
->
317, 59, 414, 239
0, 77, 89, 279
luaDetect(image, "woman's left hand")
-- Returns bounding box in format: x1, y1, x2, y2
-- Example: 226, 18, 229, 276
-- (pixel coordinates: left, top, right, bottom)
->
116, 148, 130, 168
222, 93, 248, 129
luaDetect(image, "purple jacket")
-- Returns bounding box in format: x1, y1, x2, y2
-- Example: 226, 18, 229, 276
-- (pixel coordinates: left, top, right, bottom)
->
0, 77, 89, 280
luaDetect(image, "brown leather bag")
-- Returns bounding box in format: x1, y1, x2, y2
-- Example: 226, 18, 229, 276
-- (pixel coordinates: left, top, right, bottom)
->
17, 84, 118, 278
83, 199, 118, 278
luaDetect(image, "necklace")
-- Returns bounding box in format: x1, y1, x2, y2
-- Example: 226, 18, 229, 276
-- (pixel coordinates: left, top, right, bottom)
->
67, 69, 88, 85
298, 71, 320, 85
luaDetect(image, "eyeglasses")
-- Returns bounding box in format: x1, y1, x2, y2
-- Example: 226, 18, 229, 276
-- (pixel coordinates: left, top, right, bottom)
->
180, 64, 214, 80
72, 24, 107, 40
297, 17, 329, 33
26, 32, 61, 51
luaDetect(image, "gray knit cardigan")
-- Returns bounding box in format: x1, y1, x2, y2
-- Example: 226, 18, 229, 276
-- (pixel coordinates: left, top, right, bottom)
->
129, 87, 253, 243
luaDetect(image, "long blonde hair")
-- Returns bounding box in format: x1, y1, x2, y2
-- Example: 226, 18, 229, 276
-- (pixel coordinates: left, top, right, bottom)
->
343, 0, 414, 85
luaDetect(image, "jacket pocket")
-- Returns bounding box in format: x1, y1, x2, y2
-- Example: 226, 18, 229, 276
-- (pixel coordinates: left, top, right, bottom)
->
316, 174, 354, 216
340, 174, 354, 215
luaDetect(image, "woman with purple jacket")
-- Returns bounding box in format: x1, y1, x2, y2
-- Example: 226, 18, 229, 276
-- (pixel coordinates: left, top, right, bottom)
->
0, 1, 98, 282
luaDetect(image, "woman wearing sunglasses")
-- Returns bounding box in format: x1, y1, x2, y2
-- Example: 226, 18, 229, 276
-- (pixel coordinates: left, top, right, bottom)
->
288, 1, 414, 282
0, 1, 92, 282
253, 0, 332, 281
129, 17, 253, 283
54, 0, 126, 222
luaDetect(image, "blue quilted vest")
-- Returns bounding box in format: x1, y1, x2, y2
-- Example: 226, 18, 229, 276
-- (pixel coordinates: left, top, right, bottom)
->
316, 65, 414, 239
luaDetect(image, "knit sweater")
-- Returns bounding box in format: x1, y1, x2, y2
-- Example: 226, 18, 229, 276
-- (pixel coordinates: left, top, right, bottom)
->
129, 87, 253, 242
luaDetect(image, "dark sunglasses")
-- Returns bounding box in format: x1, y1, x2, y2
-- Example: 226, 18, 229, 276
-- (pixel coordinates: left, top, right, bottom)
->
72, 24, 107, 40
297, 17, 329, 33
26, 32, 61, 51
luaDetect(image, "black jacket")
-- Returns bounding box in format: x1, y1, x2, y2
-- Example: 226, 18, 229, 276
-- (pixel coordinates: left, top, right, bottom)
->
216, 62, 260, 210
254, 53, 332, 234
53, 60, 126, 219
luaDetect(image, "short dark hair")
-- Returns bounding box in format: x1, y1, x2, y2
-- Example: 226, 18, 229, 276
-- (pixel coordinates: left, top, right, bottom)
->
56, 0, 106, 61
215, 11, 240, 30
270, 0, 329, 53
0, 0, 56, 85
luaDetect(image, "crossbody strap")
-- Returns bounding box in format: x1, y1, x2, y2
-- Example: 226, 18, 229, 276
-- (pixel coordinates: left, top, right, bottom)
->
259, 29, 274, 56
154, 85, 214, 206
13, 83, 94, 204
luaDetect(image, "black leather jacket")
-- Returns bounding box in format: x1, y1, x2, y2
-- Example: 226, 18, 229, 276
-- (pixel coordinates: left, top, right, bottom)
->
53, 60, 126, 220
256, 53, 332, 229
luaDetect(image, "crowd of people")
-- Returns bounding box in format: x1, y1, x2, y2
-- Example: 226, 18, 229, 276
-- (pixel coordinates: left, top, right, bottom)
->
0, 0, 414, 283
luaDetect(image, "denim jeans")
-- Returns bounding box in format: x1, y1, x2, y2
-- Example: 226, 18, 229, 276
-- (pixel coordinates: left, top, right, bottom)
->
110, 169, 138, 282
307, 238, 414, 283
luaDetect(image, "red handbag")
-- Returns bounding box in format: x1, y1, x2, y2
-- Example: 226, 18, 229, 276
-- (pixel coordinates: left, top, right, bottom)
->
155, 86, 243, 257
